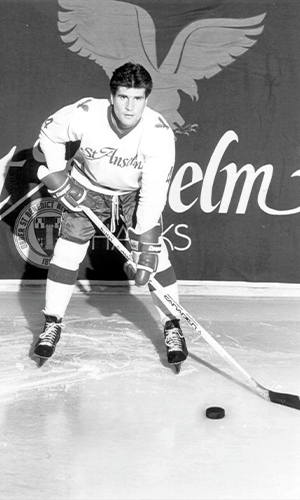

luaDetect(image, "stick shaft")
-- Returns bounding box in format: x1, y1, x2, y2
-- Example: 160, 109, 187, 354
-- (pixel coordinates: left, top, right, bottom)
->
0, 183, 43, 221
82, 206, 267, 398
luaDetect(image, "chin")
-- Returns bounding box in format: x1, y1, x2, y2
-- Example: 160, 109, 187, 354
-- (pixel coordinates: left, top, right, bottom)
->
123, 120, 136, 128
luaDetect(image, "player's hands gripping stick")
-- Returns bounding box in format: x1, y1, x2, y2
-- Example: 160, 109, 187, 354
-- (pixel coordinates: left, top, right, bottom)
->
37, 165, 95, 212
128, 225, 161, 286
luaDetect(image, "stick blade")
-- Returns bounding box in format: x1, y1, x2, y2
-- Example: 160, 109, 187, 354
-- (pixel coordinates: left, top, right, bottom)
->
268, 390, 300, 410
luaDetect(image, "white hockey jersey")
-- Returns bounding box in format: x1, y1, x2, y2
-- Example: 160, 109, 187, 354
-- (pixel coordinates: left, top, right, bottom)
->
39, 98, 175, 234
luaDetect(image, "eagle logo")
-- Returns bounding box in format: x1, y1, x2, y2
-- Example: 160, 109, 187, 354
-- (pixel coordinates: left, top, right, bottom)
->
58, 0, 266, 134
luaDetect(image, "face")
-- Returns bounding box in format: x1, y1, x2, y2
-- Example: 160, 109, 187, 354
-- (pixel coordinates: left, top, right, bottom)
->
111, 86, 147, 130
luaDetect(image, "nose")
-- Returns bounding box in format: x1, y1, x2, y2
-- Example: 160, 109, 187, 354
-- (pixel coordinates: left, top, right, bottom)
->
126, 98, 134, 111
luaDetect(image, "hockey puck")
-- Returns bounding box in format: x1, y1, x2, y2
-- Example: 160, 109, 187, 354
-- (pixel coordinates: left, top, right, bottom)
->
206, 407, 225, 419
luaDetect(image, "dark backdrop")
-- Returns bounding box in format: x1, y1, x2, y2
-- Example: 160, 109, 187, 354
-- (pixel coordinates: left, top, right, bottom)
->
1, 0, 300, 283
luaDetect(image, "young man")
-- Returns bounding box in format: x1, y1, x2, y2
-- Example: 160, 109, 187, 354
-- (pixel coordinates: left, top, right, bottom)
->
34, 62, 188, 369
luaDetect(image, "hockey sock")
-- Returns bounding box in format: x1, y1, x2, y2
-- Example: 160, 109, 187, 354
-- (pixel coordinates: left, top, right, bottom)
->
149, 265, 180, 325
44, 238, 89, 318
45, 273, 77, 319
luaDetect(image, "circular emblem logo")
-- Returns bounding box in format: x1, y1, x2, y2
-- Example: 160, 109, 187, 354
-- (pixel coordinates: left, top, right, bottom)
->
13, 197, 63, 268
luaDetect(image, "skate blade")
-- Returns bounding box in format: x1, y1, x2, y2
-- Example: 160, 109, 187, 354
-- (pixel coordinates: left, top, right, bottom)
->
173, 363, 182, 374
37, 357, 47, 367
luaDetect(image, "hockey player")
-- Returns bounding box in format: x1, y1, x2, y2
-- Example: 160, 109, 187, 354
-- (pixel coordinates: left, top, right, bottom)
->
33, 62, 188, 369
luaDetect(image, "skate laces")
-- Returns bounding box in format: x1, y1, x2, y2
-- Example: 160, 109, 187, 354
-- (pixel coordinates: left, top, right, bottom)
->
39, 321, 64, 345
164, 326, 184, 352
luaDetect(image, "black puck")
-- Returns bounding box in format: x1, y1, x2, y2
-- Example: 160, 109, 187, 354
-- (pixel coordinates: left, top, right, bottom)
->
206, 406, 225, 419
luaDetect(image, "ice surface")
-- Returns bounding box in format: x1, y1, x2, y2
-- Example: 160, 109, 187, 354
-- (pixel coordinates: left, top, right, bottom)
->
0, 290, 300, 499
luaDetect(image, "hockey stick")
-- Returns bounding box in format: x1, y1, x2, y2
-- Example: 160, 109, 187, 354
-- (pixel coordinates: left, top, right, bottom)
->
0, 183, 43, 221
82, 206, 300, 411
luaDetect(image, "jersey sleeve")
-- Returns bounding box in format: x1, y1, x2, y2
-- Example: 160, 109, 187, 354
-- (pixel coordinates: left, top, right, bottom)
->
38, 98, 92, 172
135, 121, 175, 234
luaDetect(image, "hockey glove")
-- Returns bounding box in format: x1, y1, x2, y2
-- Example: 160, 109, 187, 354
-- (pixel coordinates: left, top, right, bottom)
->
123, 261, 137, 281
128, 225, 161, 286
37, 165, 95, 212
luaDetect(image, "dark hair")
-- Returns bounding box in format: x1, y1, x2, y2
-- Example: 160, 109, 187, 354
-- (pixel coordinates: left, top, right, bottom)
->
110, 62, 153, 98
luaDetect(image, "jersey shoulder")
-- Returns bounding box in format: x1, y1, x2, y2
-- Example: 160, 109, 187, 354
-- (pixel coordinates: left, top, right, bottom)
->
141, 107, 175, 155
143, 107, 173, 134
74, 97, 109, 114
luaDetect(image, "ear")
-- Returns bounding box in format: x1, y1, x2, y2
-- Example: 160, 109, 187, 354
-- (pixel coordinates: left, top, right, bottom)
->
110, 93, 114, 105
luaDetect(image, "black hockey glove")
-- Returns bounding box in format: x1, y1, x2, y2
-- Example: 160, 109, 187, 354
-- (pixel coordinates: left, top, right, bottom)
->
127, 225, 161, 286
37, 165, 95, 212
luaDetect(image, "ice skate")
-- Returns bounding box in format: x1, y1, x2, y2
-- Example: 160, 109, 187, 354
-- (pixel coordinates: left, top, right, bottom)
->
34, 314, 64, 366
164, 319, 188, 373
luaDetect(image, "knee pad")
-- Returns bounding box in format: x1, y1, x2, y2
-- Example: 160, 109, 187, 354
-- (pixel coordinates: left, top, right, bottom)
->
51, 238, 89, 271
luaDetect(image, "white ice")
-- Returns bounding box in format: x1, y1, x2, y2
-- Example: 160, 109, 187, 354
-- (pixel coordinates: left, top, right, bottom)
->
0, 290, 300, 500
